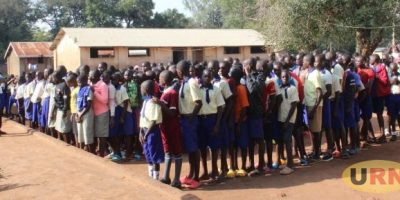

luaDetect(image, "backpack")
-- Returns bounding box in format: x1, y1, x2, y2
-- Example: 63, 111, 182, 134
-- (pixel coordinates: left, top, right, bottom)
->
245, 72, 266, 118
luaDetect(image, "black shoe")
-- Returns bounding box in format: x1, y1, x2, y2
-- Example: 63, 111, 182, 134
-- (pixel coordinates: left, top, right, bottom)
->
171, 181, 182, 189
390, 135, 397, 142
160, 178, 171, 185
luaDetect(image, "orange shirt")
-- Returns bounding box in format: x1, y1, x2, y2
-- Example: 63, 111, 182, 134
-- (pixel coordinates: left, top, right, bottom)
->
235, 85, 249, 123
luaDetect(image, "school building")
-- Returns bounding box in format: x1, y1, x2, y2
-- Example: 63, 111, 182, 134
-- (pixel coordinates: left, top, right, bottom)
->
4, 42, 54, 76
50, 28, 270, 71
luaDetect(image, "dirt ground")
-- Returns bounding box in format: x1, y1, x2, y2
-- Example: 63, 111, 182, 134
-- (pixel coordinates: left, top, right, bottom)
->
1, 117, 400, 200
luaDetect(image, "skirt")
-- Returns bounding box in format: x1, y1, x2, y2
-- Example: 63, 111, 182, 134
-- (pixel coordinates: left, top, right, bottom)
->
24, 98, 32, 120
32, 102, 41, 123
109, 106, 134, 137
94, 111, 109, 138
143, 126, 164, 165
77, 108, 94, 145
8, 95, 18, 115
55, 110, 72, 133
48, 99, 56, 128
39, 97, 50, 128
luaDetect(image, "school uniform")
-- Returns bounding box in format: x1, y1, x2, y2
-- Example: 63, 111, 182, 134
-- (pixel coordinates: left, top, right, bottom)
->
387, 72, 400, 117
235, 84, 250, 149
198, 84, 225, 150
110, 85, 134, 137
126, 81, 139, 135
55, 82, 72, 133
70, 86, 79, 136
47, 83, 57, 128
371, 63, 391, 114
7, 83, 17, 115
358, 68, 374, 120
31, 79, 45, 125
319, 68, 333, 129
76, 86, 94, 145
140, 96, 164, 165
330, 73, 344, 130
264, 77, 279, 141
213, 77, 233, 148
245, 72, 265, 139
342, 70, 358, 128
304, 68, 324, 133
179, 77, 202, 153
23, 81, 36, 120
39, 81, 51, 129
92, 80, 109, 138
160, 85, 183, 155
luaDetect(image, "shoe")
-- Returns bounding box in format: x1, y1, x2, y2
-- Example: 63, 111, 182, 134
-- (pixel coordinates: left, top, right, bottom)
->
263, 166, 272, 174
280, 167, 294, 175
226, 169, 236, 178
171, 181, 182, 189
180, 176, 191, 185
134, 153, 141, 161
300, 159, 309, 166
332, 150, 341, 158
199, 173, 210, 181
111, 154, 122, 162
322, 154, 333, 161
160, 178, 171, 185
310, 153, 320, 161
245, 166, 255, 173
280, 159, 287, 165
248, 169, 264, 177
272, 162, 280, 169
341, 150, 350, 159
187, 179, 200, 189
390, 135, 397, 141
307, 152, 315, 158
236, 169, 247, 177
348, 148, 356, 155
384, 128, 390, 136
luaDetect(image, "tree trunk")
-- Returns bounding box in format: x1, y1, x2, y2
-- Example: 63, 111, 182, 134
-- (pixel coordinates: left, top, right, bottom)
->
356, 28, 384, 57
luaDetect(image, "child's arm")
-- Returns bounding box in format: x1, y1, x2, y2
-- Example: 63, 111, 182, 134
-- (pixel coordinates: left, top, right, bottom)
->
141, 121, 155, 143
309, 88, 322, 119
78, 100, 91, 122
324, 84, 332, 99
213, 106, 224, 136
120, 99, 128, 123
333, 91, 340, 117
284, 101, 298, 127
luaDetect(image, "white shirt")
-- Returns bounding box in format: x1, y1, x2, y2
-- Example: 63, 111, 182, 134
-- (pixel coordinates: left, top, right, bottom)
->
331, 74, 342, 99
213, 78, 232, 100
278, 85, 299, 123
332, 63, 344, 83
319, 69, 332, 96
16, 83, 26, 99
108, 83, 116, 117
115, 85, 131, 112
199, 85, 225, 115
31, 80, 45, 103
23, 81, 36, 99
179, 77, 201, 115
139, 99, 162, 129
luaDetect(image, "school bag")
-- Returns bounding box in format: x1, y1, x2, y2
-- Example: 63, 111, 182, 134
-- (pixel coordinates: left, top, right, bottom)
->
245, 72, 266, 118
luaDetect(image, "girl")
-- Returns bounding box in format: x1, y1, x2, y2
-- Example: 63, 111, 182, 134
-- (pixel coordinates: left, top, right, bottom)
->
66, 73, 79, 147
47, 74, 58, 138
40, 68, 54, 134
76, 74, 95, 153
23, 72, 35, 128
54, 71, 73, 144
139, 80, 164, 180
15, 76, 26, 125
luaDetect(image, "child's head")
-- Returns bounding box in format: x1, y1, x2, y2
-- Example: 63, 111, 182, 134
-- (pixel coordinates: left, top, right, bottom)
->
390, 63, 398, 72
207, 60, 219, 77
219, 61, 231, 77
79, 65, 90, 77
44, 68, 54, 79
243, 57, 257, 73
124, 70, 133, 82
77, 74, 88, 87
98, 62, 108, 74
159, 70, 173, 87
18, 76, 26, 85
176, 60, 190, 79
280, 69, 290, 86
202, 69, 212, 85
58, 65, 67, 78
355, 56, 365, 68
89, 70, 100, 84
314, 54, 324, 69
230, 66, 243, 83
36, 71, 44, 81
66, 73, 78, 87
140, 80, 154, 97
102, 70, 112, 84
273, 61, 283, 77
111, 72, 121, 86
144, 70, 156, 81
303, 54, 313, 68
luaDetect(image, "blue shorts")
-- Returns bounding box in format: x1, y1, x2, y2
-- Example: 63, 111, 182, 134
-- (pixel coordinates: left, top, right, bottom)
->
248, 117, 264, 139
265, 118, 280, 141
322, 97, 332, 129
354, 100, 360, 122
109, 106, 135, 137
344, 98, 356, 128
372, 96, 385, 114
331, 99, 344, 130
236, 120, 249, 149
198, 114, 221, 150
387, 94, 400, 117
143, 127, 164, 165
220, 122, 234, 148
359, 96, 372, 119
181, 116, 199, 153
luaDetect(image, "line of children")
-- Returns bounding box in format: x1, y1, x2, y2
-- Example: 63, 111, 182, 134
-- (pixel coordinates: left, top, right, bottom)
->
4, 52, 399, 190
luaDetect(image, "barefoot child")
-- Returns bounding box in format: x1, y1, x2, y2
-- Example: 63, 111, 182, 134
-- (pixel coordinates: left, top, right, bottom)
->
139, 80, 164, 180
76, 74, 95, 152
157, 70, 183, 188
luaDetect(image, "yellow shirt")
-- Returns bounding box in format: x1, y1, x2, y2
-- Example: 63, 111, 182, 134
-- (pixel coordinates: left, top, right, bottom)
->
70, 87, 79, 114
139, 99, 162, 129
304, 69, 323, 107
179, 78, 201, 114
199, 85, 225, 115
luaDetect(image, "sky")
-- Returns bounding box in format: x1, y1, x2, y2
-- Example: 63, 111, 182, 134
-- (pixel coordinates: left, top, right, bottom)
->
153, 0, 191, 16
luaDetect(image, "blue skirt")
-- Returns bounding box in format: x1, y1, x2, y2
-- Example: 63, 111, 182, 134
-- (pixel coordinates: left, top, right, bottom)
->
32, 102, 41, 123
143, 127, 164, 165
39, 97, 50, 128
109, 106, 135, 137
0, 93, 5, 111
24, 98, 32, 120
8, 95, 16, 113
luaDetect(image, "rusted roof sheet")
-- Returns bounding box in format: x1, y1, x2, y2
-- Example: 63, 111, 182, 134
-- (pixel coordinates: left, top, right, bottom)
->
4, 42, 53, 59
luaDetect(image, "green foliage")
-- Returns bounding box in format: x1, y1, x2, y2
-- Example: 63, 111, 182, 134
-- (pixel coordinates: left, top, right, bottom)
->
116, 0, 154, 28
85, 0, 121, 27
152, 9, 189, 28
183, 0, 224, 28
31, 27, 52, 42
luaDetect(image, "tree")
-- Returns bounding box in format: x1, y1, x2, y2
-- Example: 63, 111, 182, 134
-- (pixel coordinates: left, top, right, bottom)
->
256, 0, 400, 55
85, 0, 121, 27
116, 0, 154, 28
0, 0, 34, 63
152, 9, 189, 28
31, 27, 53, 42
183, 0, 223, 28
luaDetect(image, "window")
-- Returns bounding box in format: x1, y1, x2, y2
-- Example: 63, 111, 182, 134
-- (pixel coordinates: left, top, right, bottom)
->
90, 48, 115, 58
251, 46, 266, 54
224, 47, 240, 54
38, 56, 44, 64
128, 48, 150, 57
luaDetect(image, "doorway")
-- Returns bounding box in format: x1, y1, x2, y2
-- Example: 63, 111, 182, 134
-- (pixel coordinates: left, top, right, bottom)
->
192, 48, 204, 63
173, 48, 187, 64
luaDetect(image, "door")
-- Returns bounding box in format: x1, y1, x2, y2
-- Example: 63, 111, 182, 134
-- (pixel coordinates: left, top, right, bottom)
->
192, 48, 204, 63
173, 48, 187, 64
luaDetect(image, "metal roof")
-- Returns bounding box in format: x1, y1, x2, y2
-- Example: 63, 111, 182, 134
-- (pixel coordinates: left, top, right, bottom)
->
50, 28, 267, 50
4, 42, 53, 59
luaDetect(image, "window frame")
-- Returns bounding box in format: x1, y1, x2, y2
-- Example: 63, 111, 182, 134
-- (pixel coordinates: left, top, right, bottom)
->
90, 47, 115, 58
128, 48, 151, 57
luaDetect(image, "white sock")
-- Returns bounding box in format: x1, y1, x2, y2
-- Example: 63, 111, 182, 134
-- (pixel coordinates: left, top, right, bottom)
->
152, 170, 159, 180
148, 166, 154, 178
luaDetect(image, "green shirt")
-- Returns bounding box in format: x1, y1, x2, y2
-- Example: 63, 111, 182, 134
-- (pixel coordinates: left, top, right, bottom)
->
127, 81, 139, 107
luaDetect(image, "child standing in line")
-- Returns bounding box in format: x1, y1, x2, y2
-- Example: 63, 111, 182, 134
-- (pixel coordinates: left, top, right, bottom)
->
23, 72, 35, 128
76, 74, 95, 153
387, 63, 399, 141
54, 71, 73, 145
230, 67, 250, 177
7, 75, 17, 120
66, 73, 79, 147
139, 80, 164, 180
40, 68, 54, 134
157, 70, 183, 188
16, 77, 26, 125
277, 70, 299, 175
31, 71, 45, 130
47, 74, 58, 138
124, 70, 139, 160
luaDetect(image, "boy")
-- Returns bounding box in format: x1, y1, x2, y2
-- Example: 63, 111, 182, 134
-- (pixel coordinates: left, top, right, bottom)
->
23, 72, 35, 128
387, 63, 399, 141
90, 70, 109, 157
66, 73, 79, 147
40, 68, 54, 134
177, 60, 202, 189
198, 69, 225, 183
124, 70, 140, 160
277, 70, 299, 175
15, 77, 26, 124
31, 71, 45, 130
139, 80, 164, 180
243, 58, 266, 176
54, 71, 73, 144
156, 70, 183, 188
